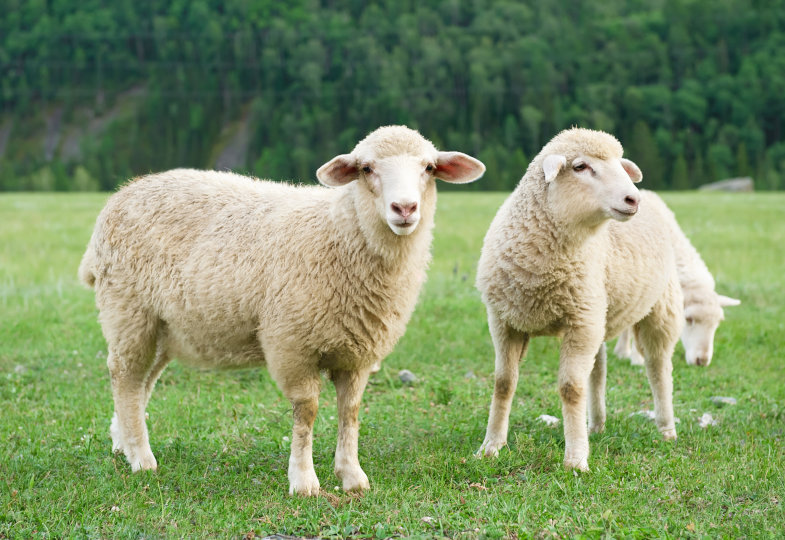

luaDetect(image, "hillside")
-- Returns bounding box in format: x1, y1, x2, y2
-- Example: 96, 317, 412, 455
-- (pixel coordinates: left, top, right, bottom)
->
2, 0, 784, 190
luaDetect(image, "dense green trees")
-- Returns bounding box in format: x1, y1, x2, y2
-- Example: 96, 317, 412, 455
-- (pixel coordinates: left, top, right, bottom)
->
1, 0, 784, 190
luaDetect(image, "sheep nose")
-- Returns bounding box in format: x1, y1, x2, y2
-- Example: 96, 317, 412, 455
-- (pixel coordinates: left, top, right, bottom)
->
391, 201, 418, 219
695, 356, 709, 367
624, 193, 640, 209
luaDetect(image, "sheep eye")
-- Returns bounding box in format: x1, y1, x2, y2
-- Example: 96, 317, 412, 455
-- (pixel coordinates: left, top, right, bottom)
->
362, 166, 372, 174
686, 317, 694, 325
573, 163, 587, 172
425, 164, 434, 173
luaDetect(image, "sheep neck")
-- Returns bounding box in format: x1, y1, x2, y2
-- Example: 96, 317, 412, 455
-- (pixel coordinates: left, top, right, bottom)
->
512, 183, 608, 268
333, 182, 435, 269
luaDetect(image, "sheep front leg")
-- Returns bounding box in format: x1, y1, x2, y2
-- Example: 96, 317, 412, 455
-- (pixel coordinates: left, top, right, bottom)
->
559, 327, 604, 471
330, 368, 371, 492
588, 343, 607, 434
266, 347, 323, 496
288, 394, 321, 496
477, 309, 528, 457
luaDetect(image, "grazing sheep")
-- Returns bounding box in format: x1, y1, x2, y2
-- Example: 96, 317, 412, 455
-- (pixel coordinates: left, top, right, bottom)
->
614, 191, 740, 366
78, 125, 485, 495
475, 128, 683, 471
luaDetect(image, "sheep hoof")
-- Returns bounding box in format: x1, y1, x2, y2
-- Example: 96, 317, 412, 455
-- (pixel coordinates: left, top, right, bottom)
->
129, 450, 158, 472
289, 471, 321, 497
475, 438, 505, 458
563, 457, 589, 472
660, 428, 678, 441
337, 467, 370, 492
589, 422, 606, 434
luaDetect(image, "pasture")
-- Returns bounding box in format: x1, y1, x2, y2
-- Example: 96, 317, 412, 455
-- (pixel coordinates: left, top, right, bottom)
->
1, 191, 783, 538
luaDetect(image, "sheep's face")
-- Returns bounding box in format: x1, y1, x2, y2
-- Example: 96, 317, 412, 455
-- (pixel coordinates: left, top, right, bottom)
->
362, 155, 434, 236
316, 126, 485, 236
543, 153, 642, 226
682, 294, 740, 367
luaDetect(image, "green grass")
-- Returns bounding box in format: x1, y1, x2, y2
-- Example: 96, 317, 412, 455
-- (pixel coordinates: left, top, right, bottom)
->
1, 191, 783, 538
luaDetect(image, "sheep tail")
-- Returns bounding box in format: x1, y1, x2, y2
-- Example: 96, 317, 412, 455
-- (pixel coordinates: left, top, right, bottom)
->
78, 243, 97, 288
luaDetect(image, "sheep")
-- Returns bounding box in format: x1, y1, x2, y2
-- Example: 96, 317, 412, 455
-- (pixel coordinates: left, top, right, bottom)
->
78, 125, 485, 496
613, 191, 740, 366
474, 128, 683, 471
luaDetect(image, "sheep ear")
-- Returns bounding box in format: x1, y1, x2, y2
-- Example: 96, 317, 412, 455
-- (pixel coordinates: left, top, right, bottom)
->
434, 151, 486, 184
316, 154, 358, 187
717, 294, 741, 307
543, 154, 566, 183
620, 158, 643, 183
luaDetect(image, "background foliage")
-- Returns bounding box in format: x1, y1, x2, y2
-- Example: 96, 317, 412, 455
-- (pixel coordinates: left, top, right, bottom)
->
2, 0, 785, 190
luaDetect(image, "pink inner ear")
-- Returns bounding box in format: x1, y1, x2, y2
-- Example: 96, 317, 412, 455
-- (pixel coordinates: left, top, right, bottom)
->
435, 152, 485, 183
621, 158, 642, 182
332, 162, 356, 182
319, 156, 358, 185
436, 161, 464, 178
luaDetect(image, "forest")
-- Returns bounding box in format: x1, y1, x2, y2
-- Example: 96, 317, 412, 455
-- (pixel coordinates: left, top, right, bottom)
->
1, 0, 784, 191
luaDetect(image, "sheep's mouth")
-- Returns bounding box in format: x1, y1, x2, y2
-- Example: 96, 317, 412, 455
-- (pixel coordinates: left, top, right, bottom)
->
610, 207, 637, 220
389, 217, 417, 228
389, 220, 418, 236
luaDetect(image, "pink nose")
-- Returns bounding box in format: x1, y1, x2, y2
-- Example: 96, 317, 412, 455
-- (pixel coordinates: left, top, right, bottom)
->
391, 202, 418, 219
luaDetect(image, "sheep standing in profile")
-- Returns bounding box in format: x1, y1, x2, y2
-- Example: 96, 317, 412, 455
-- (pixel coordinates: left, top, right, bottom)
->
614, 191, 740, 367
78, 125, 485, 495
475, 128, 682, 471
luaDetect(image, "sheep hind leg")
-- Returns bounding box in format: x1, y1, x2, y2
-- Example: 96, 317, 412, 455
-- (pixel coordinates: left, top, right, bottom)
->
143, 342, 172, 410
110, 345, 168, 456
613, 328, 633, 360
588, 344, 607, 434
635, 280, 682, 441
629, 336, 645, 366
635, 325, 678, 440
331, 368, 371, 492
614, 328, 645, 366
106, 315, 160, 472
477, 308, 529, 458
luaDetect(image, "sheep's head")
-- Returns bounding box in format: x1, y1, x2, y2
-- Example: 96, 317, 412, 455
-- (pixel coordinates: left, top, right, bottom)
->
538, 128, 642, 226
682, 293, 740, 367
316, 126, 485, 235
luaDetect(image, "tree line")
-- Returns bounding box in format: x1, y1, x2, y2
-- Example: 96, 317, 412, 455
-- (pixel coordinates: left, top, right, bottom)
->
2, 0, 784, 191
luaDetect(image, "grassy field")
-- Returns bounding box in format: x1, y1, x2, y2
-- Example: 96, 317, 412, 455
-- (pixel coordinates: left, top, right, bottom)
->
1, 191, 783, 538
